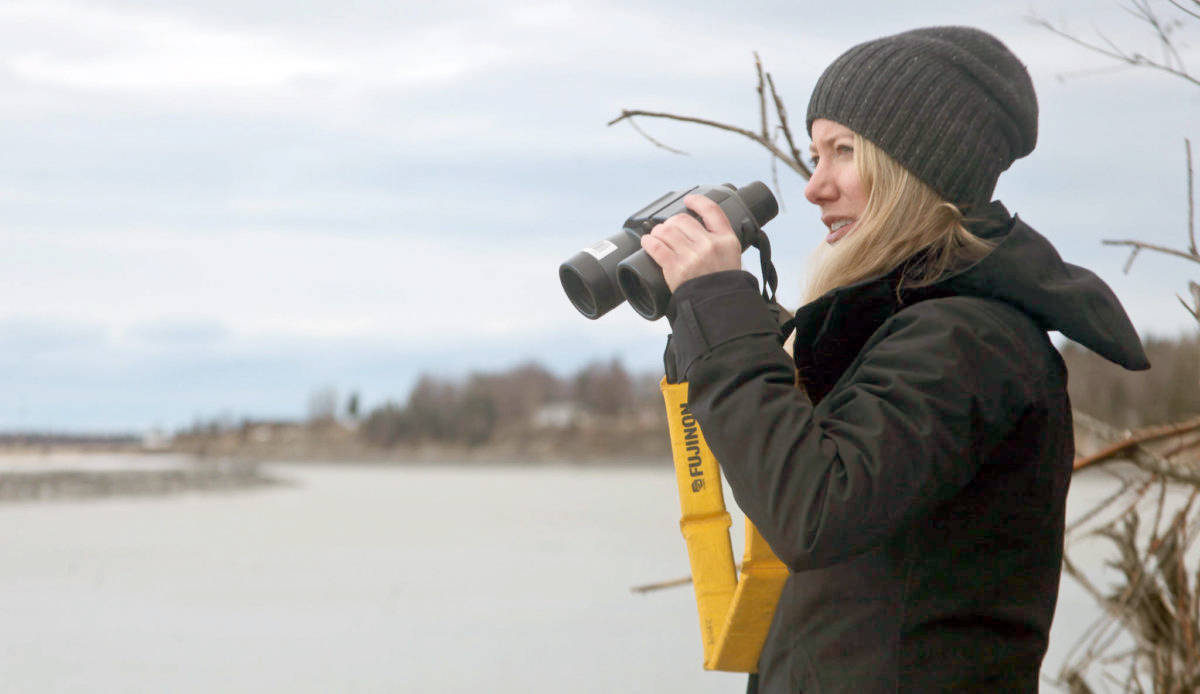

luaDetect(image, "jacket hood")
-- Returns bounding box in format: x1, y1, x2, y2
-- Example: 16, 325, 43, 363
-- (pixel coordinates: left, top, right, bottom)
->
941, 201, 1150, 370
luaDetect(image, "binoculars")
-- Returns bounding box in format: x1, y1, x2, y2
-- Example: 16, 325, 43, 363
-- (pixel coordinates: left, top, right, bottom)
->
559, 182, 779, 321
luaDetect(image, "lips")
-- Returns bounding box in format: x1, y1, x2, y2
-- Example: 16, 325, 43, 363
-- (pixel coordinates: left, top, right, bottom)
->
823, 217, 856, 244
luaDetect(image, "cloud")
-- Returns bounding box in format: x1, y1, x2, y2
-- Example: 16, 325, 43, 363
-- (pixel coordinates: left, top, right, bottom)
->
2, 2, 337, 91
0, 317, 108, 355
0, 0, 1195, 430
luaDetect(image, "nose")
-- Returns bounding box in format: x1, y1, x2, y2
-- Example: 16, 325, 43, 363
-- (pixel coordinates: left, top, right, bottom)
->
805, 162, 835, 206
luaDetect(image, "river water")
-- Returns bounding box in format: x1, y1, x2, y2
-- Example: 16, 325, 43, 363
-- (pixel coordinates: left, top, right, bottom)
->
0, 458, 1137, 692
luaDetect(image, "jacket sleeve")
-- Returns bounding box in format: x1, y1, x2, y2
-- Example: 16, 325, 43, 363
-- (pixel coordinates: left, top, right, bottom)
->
666, 270, 1038, 571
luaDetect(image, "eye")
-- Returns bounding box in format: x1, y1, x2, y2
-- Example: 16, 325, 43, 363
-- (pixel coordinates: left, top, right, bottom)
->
836, 144, 854, 157
808, 154, 819, 167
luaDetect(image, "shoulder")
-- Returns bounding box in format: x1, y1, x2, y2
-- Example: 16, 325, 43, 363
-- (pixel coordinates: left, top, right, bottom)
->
885, 296, 1049, 355
856, 295, 1063, 394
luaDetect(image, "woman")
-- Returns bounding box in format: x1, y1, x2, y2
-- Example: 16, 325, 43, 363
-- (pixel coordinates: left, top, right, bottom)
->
641, 27, 1149, 692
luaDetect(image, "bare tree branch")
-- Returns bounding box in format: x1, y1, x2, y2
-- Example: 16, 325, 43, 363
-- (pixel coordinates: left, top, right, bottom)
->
754, 52, 767, 140
769, 142, 783, 212
610, 55, 811, 183
1129, 0, 1188, 71
1027, 12, 1200, 88
766, 73, 809, 179
1104, 239, 1200, 267
607, 109, 809, 176
1168, 0, 1200, 22
1180, 293, 1200, 321
1123, 245, 1142, 274
620, 117, 689, 156
1188, 138, 1196, 256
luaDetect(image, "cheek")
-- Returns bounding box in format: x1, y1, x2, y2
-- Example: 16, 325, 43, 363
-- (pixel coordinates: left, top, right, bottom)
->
843, 172, 868, 214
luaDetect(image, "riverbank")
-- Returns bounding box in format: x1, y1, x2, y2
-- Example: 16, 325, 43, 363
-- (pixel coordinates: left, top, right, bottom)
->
167, 417, 672, 465
0, 453, 283, 502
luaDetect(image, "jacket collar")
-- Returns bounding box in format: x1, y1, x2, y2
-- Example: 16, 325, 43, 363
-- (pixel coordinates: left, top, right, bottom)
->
788, 199, 1150, 402
790, 267, 952, 403
787, 201, 1010, 403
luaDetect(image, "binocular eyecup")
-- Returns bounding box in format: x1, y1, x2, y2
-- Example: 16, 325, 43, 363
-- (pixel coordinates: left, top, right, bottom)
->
559, 181, 778, 321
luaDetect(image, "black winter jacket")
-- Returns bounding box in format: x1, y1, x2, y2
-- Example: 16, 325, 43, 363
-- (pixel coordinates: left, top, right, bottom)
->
663, 203, 1148, 693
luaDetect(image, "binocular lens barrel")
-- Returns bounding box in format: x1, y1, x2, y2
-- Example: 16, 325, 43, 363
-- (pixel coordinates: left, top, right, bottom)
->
616, 252, 670, 321
558, 230, 644, 319
559, 182, 778, 321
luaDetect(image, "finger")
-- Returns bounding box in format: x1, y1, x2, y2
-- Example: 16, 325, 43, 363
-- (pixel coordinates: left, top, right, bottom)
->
684, 194, 737, 240
662, 211, 709, 245
651, 219, 710, 259
640, 233, 676, 265
647, 223, 682, 254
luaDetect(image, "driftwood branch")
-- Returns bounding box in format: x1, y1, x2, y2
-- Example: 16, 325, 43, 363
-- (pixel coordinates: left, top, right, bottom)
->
1072, 411, 1200, 485
1074, 416, 1200, 471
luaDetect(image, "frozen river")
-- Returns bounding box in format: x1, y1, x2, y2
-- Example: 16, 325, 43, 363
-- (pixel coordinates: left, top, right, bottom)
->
0, 458, 1135, 692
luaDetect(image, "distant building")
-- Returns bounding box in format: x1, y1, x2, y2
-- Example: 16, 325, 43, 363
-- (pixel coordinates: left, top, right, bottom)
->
531, 402, 580, 429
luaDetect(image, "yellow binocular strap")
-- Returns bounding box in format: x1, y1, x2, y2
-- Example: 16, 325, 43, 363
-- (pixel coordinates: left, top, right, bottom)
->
660, 377, 789, 673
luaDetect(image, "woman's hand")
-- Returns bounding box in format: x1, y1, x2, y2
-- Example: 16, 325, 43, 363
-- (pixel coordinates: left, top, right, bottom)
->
640, 194, 743, 292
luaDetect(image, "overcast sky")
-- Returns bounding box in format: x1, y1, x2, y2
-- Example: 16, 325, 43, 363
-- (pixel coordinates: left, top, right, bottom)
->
1, 0, 1197, 432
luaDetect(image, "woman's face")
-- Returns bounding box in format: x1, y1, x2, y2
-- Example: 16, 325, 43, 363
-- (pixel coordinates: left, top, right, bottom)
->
806, 119, 868, 244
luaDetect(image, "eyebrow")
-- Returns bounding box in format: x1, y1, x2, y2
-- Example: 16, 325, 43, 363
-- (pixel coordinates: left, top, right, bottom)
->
809, 133, 851, 154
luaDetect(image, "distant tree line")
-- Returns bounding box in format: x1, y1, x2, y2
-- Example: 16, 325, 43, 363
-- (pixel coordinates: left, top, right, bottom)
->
170, 332, 1196, 452
1060, 333, 1200, 427
359, 359, 663, 448
354, 333, 1200, 449
355, 333, 1198, 450
0, 433, 140, 447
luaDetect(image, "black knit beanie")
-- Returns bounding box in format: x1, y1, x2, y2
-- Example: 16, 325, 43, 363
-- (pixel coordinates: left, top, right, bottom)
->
806, 26, 1038, 210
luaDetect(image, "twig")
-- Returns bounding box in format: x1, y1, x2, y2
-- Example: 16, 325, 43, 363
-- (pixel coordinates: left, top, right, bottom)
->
630, 562, 743, 594
630, 574, 693, 593
1131, 0, 1187, 72
1163, 433, 1200, 459
1027, 13, 1200, 88
770, 144, 782, 211
1179, 294, 1200, 321
622, 118, 690, 156
1168, 0, 1200, 22
755, 52, 767, 140
1150, 474, 1169, 551
765, 72, 810, 178
1124, 245, 1143, 274
1187, 138, 1195, 256
1067, 475, 1141, 535
609, 109, 809, 176
1104, 239, 1200, 266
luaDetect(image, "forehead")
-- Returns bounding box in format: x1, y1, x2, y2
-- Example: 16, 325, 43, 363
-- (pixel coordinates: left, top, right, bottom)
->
809, 119, 856, 148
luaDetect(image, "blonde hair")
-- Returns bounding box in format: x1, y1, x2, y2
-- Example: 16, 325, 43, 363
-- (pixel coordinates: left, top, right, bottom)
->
802, 134, 994, 304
